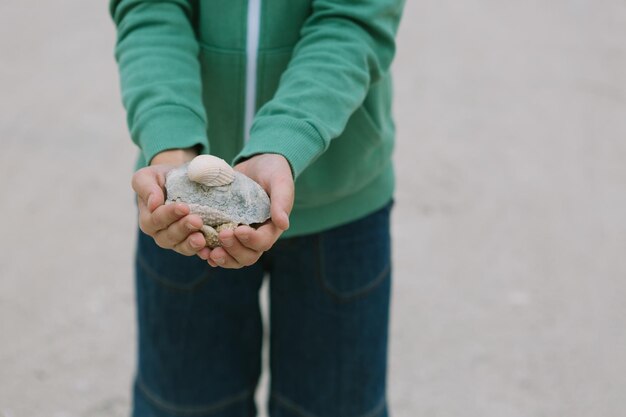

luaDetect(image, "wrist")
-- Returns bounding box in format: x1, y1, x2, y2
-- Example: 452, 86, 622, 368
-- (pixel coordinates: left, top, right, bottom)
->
151, 147, 199, 166
242, 153, 294, 178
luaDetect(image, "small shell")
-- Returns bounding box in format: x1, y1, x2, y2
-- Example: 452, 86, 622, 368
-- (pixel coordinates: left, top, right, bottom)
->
200, 222, 239, 248
216, 222, 238, 233
187, 155, 235, 187
201, 225, 220, 248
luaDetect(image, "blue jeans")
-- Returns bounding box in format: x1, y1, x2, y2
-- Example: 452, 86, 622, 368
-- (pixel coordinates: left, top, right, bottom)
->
133, 202, 393, 417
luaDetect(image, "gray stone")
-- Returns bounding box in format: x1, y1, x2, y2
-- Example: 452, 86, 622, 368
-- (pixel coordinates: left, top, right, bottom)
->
165, 164, 271, 227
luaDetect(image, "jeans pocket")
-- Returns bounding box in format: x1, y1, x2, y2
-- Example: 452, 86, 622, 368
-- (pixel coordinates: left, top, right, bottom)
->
135, 230, 212, 291
317, 202, 392, 302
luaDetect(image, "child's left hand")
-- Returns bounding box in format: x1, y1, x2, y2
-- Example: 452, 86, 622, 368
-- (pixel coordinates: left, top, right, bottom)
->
199, 153, 294, 268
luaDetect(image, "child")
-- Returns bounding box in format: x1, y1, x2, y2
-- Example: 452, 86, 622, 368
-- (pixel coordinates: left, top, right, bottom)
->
110, 1, 404, 416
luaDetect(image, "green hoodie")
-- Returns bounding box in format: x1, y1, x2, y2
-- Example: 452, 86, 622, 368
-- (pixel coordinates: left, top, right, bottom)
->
110, 0, 404, 237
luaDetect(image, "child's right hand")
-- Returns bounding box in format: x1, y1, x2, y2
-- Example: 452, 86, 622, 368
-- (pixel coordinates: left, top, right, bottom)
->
131, 149, 209, 257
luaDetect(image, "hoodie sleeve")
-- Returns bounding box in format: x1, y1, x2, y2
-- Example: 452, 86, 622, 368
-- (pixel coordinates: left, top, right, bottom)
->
234, 0, 405, 178
110, 0, 208, 165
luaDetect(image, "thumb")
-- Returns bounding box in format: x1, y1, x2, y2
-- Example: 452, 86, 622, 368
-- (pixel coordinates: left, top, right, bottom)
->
268, 175, 294, 231
146, 188, 165, 212
132, 167, 166, 213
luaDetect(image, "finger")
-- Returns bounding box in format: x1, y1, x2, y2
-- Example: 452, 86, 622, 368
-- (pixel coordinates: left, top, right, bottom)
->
132, 167, 166, 212
234, 223, 280, 253
267, 175, 294, 231
197, 247, 211, 261
140, 203, 187, 236
154, 214, 203, 248
209, 247, 242, 269
198, 248, 218, 266
206, 254, 218, 268
172, 232, 207, 256
218, 230, 262, 267
148, 203, 190, 233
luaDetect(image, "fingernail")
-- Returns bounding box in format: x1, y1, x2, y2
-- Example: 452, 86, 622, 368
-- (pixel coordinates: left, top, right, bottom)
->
175, 206, 185, 216
221, 237, 233, 248
186, 222, 197, 231
215, 257, 225, 265
147, 194, 154, 209
238, 233, 249, 242
190, 238, 203, 249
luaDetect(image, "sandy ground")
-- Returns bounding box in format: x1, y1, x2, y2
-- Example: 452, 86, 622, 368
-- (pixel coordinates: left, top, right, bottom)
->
1, 1, 625, 416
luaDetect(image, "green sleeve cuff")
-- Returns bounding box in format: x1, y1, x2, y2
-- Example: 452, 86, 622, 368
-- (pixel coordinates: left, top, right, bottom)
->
233, 116, 326, 178
132, 105, 209, 165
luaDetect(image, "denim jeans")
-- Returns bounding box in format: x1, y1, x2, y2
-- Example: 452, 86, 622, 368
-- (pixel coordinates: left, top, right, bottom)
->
132, 201, 393, 417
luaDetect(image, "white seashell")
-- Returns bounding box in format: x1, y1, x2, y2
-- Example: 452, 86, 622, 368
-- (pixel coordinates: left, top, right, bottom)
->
187, 155, 235, 187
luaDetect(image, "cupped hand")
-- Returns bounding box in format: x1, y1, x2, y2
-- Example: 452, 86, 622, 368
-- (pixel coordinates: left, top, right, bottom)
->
203, 153, 294, 268
132, 149, 209, 257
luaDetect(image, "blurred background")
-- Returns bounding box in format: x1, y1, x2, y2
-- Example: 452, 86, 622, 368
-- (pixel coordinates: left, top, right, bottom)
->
1, 1, 625, 416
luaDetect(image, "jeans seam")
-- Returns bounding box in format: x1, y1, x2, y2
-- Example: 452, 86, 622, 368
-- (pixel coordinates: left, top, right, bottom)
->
270, 392, 319, 417
316, 234, 391, 303
136, 377, 251, 416
271, 391, 387, 417
137, 250, 212, 292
